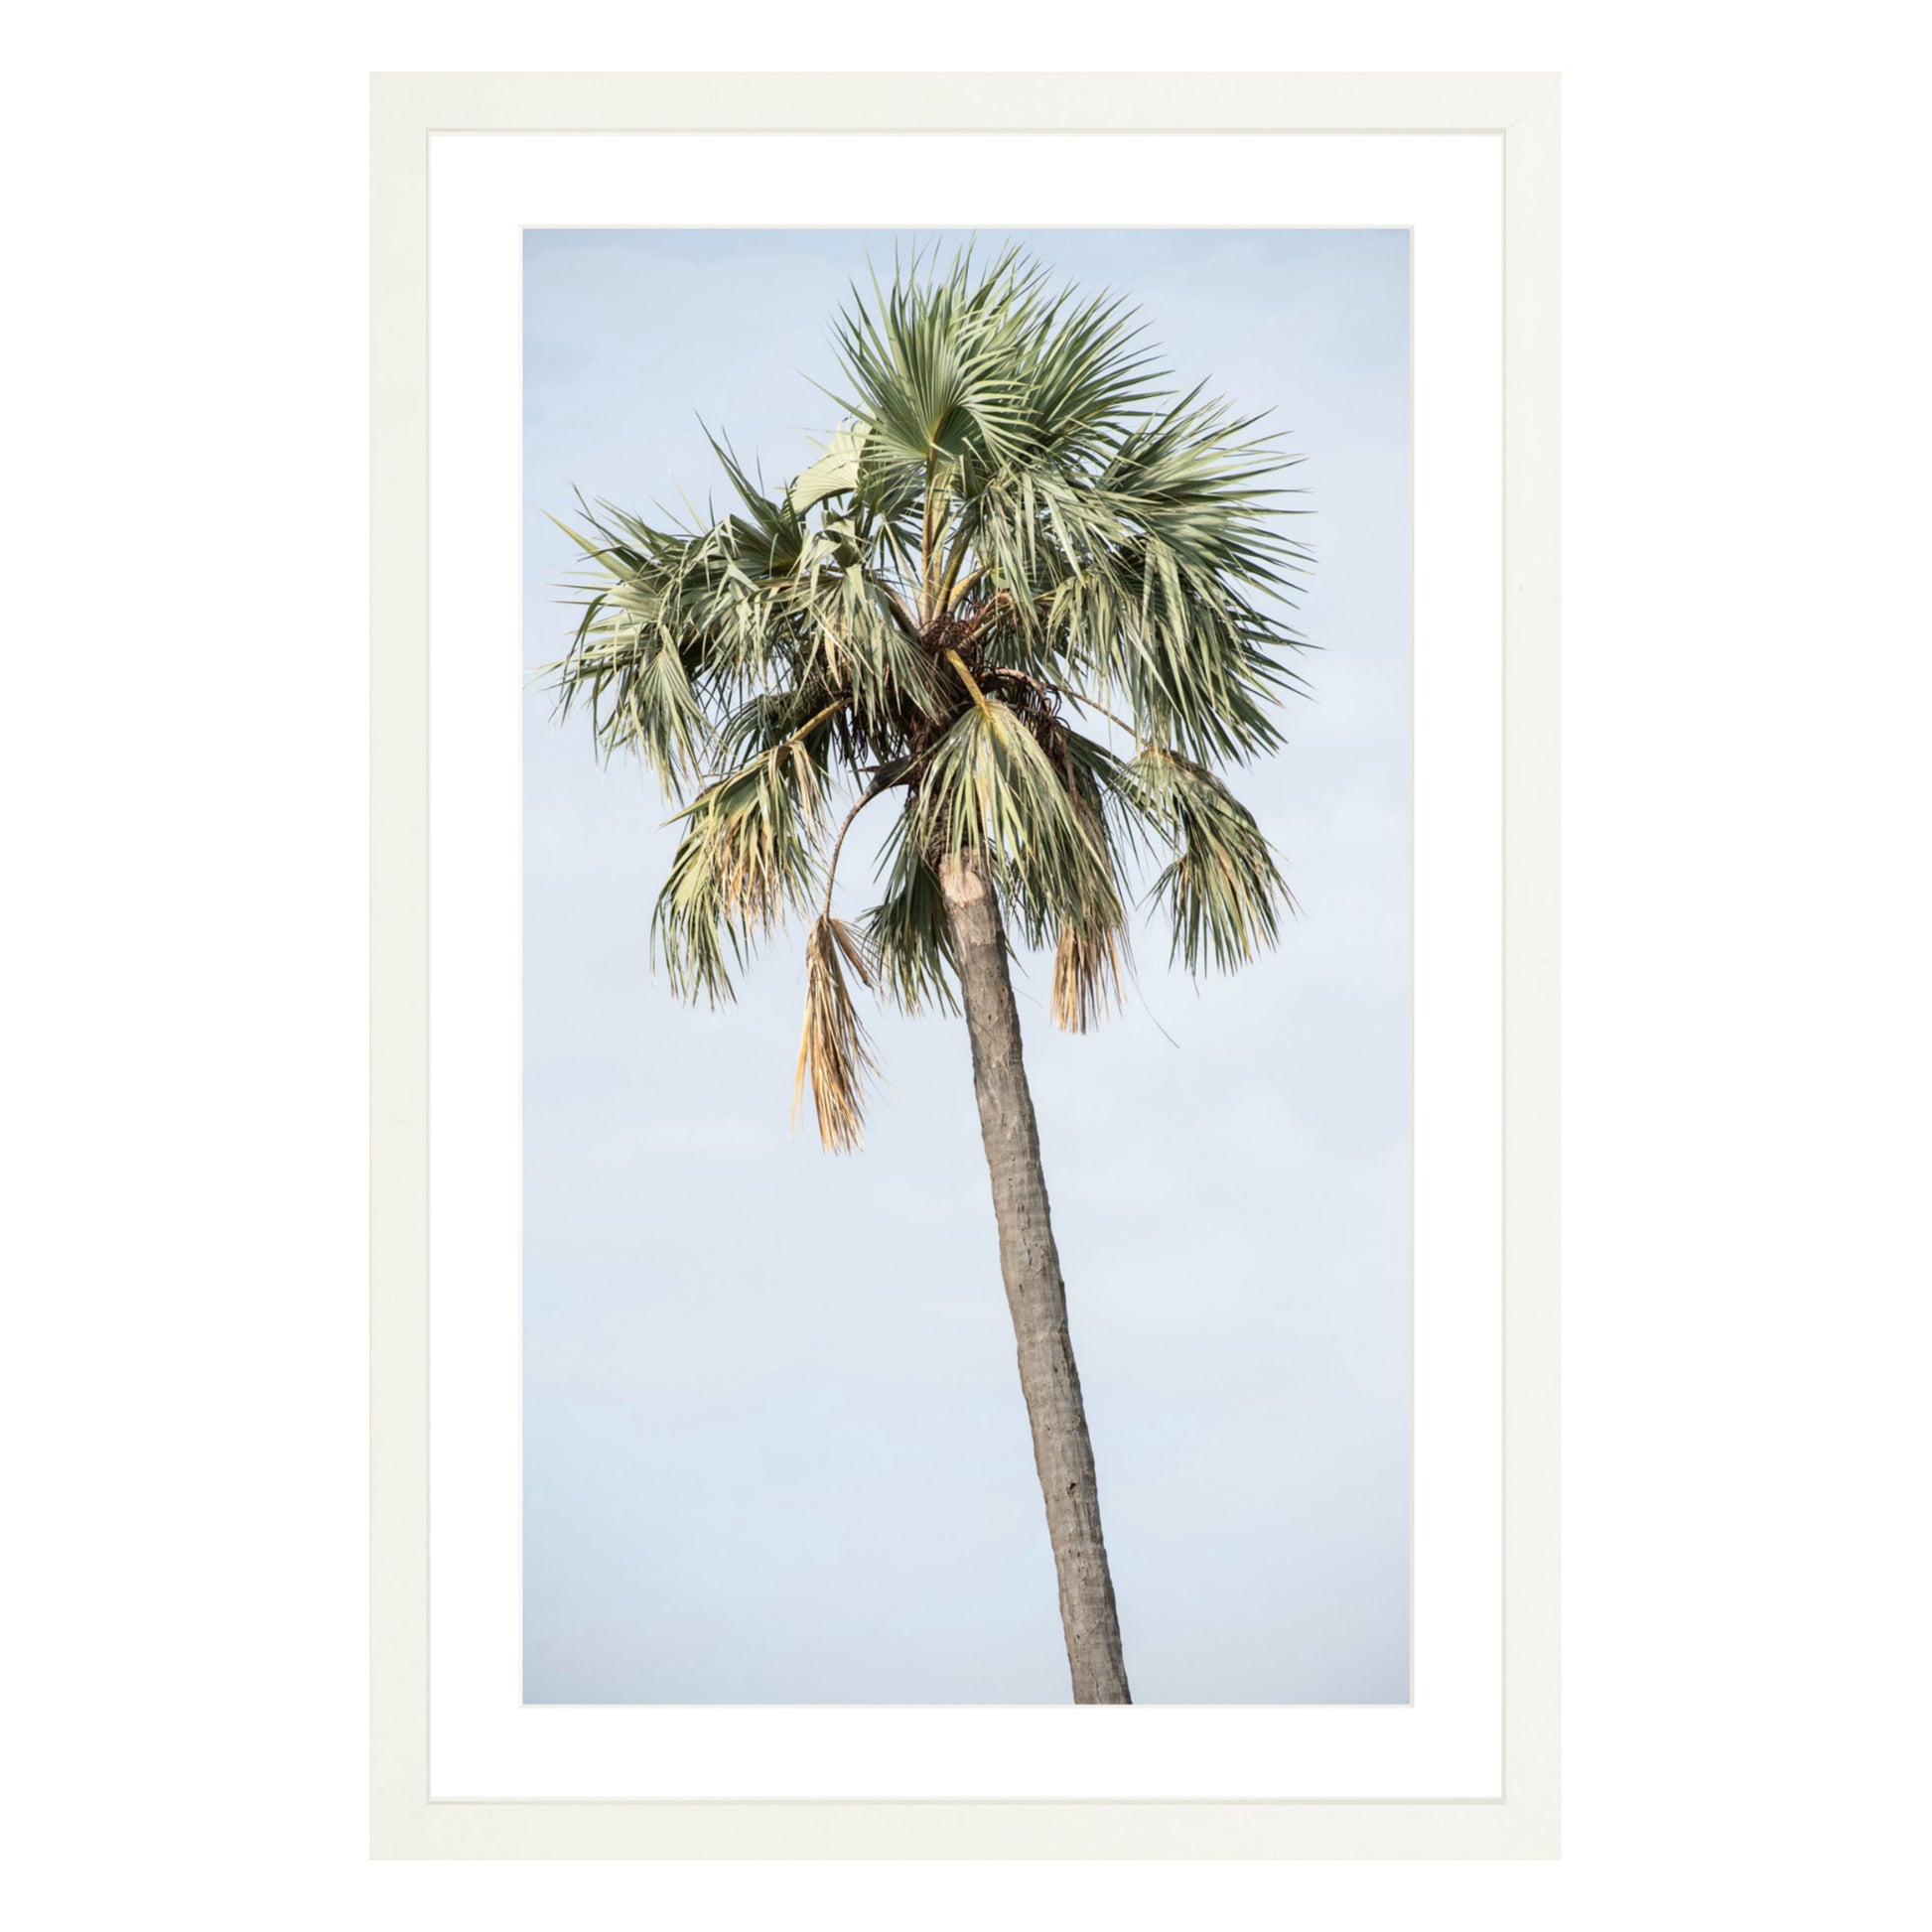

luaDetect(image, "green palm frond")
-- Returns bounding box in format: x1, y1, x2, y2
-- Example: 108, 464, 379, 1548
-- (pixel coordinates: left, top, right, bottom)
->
1116, 746, 1294, 975
863, 811, 960, 1016
651, 738, 827, 1004
824, 242, 1037, 479
909, 694, 1124, 953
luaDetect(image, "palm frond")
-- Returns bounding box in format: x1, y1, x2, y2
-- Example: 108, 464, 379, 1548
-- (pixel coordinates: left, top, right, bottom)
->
544, 483, 822, 794
863, 809, 959, 1015
1116, 746, 1295, 975
1050, 915, 1127, 1033
651, 739, 826, 1003
792, 914, 880, 1153
909, 696, 1122, 951
824, 241, 1038, 479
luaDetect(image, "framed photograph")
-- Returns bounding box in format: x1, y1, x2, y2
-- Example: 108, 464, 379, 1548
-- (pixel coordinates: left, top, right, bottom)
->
371, 70, 1560, 1860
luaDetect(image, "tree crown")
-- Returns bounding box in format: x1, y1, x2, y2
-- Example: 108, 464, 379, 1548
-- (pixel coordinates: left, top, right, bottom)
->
547, 242, 1311, 1150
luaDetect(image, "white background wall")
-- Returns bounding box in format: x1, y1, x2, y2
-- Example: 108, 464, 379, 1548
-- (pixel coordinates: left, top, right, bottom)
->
3, 3, 1925, 1926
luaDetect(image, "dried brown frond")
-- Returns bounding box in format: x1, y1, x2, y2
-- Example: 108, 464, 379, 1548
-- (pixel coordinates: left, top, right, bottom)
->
791, 915, 881, 1153
1050, 919, 1126, 1034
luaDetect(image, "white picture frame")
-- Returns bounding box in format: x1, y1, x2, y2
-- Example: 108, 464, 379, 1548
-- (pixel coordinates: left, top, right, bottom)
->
370, 69, 1560, 1860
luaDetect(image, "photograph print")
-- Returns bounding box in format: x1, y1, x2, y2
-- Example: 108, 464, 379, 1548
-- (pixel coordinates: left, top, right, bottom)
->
520, 226, 1412, 1706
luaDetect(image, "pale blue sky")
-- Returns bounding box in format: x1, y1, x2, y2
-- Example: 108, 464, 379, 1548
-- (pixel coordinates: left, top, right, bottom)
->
522, 227, 1412, 1704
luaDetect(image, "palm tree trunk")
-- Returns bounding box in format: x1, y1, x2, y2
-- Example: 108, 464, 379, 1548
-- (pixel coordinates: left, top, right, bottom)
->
937, 851, 1132, 1704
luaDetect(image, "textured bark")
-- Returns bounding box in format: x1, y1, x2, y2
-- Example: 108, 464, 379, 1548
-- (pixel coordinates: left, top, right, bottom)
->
938, 851, 1131, 1704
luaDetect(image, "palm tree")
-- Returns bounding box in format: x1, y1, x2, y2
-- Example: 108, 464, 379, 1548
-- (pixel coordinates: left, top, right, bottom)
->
547, 242, 1308, 1705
